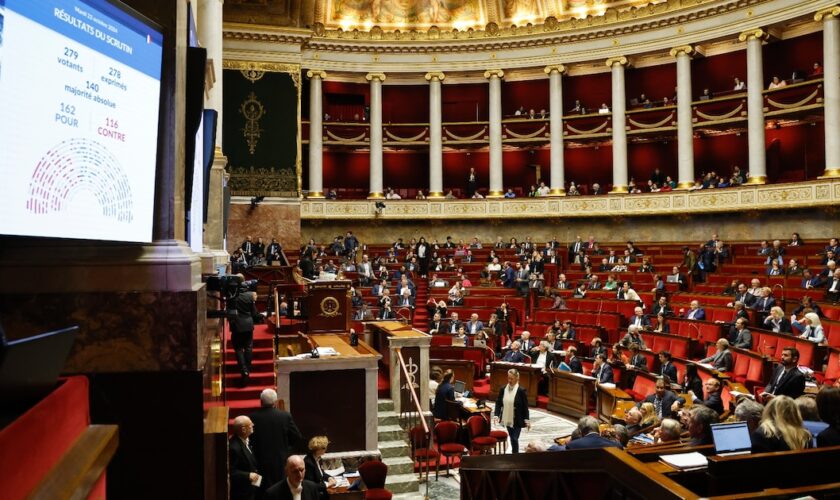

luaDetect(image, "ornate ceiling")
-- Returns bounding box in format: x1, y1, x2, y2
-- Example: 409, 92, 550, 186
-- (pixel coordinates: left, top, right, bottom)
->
223, 0, 664, 32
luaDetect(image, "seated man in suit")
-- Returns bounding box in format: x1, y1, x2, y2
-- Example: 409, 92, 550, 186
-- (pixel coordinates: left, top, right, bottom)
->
428, 312, 444, 334
652, 296, 673, 317
699, 338, 734, 372
639, 377, 679, 420
566, 346, 583, 374
728, 282, 757, 309
677, 377, 724, 415
682, 300, 706, 320
620, 325, 647, 350
502, 340, 528, 363
265, 455, 320, 500
625, 343, 648, 371
628, 307, 651, 330
592, 354, 614, 384
447, 312, 463, 334
658, 351, 678, 383
558, 320, 576, 340
466, 313, 484, 336
684, 404, 720, 446
730, 317, 753, 349
760, 346, 806, 403
506, 330, 535, 352
565, 416, 623, 450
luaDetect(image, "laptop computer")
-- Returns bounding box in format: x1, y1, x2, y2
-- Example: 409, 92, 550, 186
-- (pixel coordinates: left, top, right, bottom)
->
0, 326, 79, 425
666, 275, 680, 283
473, 339, 487, 349
453, 380, 466, 394
711, 421, 752, 456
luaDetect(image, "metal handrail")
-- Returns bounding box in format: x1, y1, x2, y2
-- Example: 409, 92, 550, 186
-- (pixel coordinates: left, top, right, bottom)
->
395, 347, 432, 497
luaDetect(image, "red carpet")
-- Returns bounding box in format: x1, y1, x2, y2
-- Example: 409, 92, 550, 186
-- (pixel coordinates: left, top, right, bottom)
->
219, 323, 276, 422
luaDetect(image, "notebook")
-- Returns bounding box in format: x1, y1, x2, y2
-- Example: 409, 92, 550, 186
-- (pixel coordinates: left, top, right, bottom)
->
711, 421, 752, 456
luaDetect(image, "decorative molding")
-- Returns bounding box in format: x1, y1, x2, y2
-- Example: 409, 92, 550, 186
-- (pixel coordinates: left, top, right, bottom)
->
605, 55, 628, 67
543, 64, 567, 75
298, 180, 840, 220
738, 27, 769, 41
424, 71, 446, 81
815, 6, 840, 21
484, 69, 505, 79
223, 60, 301, 74
306, 69, 327, 79
365, 72, 387, 81
669, 45, 695, 57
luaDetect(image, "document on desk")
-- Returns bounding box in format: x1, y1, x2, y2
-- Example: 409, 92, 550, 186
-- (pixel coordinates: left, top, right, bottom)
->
324, 465, 345, 477
315, 347, 339, 356
659, 452, 708, 470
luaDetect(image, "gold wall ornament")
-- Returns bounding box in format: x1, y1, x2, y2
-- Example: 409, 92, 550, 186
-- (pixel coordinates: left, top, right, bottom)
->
228, 166, 298, 196
738, 28, 768, 42
669, 45, 695, 57
319, 296, 341, 317
240, 92, 266, 154
484, 68, 505, 79
815, 6, 840, 21
240, 68, 266, 83
424, 71, 446, 81
543, 64, 567, 75
605, 55, 628, 67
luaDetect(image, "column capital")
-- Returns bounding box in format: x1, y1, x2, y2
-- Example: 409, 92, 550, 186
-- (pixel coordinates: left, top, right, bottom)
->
306, 69, 327, 79
815, 6, 840, 21
424, 71, 446, 82
365, 72, 387, 82
669, 45, 695, 57
483, 69, 505, 79
738, 28, 769, 42
543, 64, 567, 75
605, 56, 628, 68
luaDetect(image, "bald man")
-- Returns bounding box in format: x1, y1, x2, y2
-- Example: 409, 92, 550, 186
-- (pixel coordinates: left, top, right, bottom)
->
229, 416, 261, 500
264, 455, 320, 500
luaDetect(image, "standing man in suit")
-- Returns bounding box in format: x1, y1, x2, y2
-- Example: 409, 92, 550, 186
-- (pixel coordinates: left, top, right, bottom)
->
231, 286, 259, 385
266, 238, 283, 266
593, 354, 614, 384
699, 339, 734, 372
494, 368, 530, 453
264, 455, 320, 500
760, 347, 806, 402
229, 416, 261, 500
568, 235, 584, 264
249, 389, 304, 490
640, 377, 679, 420
659, 351, 678, 383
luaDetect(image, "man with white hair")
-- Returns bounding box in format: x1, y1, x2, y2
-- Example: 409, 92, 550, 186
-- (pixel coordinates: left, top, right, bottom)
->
502, 340, 527, 363
249, 388, 303, 489
628, 306, 651, 330
620, 325, 647, 350
229, 415, 261, 500
264, 455, 320, 500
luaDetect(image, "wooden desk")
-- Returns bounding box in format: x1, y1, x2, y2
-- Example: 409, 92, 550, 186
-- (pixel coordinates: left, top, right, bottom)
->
489, 362, 541, 406
328, 488, 364, 500
597, 385, 633, 423
430, 359, 475, 392
364, 321, 431, 413
547, 370, 596, 419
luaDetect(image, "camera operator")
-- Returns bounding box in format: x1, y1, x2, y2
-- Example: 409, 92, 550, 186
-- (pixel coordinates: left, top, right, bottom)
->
230, 284, 260, 386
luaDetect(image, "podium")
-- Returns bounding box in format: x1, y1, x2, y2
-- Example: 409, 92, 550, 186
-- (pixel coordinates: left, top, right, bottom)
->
547, 370, 596, 419
307, 280, 351, 333
489, 362, 541, 407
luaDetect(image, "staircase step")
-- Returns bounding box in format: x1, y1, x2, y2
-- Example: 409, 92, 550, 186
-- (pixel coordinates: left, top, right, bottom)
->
381, 456, 415, 476
224, 371, 275, 386
377, 410, 399, 426
378, 440, 411, 459
384, 473, 420, 494
378, 424, 406, 442
224, 358, 275, 370
378, 399, 395, 412
225, 347, 274, 361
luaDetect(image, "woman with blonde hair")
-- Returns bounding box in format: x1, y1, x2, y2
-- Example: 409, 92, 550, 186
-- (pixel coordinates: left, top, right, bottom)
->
639, 401, 659, 429
794, 312, 825, 343
763, 306, 792, 333
751, 395, 811, 453
305, 435, 336, 499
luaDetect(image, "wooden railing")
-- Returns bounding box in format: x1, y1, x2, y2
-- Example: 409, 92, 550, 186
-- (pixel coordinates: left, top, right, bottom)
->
395, 347, 432, 497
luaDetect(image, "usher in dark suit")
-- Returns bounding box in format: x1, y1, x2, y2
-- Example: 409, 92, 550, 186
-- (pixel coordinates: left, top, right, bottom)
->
249, 406, 303, 488
229, 436, 260, 500
264, 479, 320, 500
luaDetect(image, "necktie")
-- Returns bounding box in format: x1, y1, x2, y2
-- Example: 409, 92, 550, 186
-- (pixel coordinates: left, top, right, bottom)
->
655, 397, 662, 418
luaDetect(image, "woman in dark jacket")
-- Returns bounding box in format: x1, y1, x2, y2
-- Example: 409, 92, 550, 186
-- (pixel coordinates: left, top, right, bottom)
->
494, 368, 530, 454
304, 436, 335, 500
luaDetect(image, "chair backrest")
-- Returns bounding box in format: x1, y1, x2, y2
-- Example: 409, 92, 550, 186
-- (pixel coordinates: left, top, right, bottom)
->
435, 420, 460, 444
466, 415, 489, 440
409, 424, 431, 451
358, 460, 388, 489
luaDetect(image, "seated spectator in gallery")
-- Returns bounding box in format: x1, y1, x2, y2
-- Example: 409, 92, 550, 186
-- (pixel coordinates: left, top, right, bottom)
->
590, 183, 603, 195
733, 77, 746, 90
569, 100, 584, 114
811, 61, 824, 77
768, 75, 787, 89
504, 188, 516, 198
567, 182, 580, 195
599, 103, 610, 113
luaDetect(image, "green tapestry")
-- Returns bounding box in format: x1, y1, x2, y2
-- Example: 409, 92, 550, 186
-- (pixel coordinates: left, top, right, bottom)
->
223, 65, 299, 196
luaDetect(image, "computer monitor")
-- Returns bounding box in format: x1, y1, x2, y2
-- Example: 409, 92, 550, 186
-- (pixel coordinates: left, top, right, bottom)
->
453, 380, 466, 394
711, 421, 752, 455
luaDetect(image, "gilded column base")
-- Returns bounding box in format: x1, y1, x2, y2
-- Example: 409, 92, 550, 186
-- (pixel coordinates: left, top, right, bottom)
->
307, 191, 325, 199
610, 185, 629, 194
367, 192, 385, 199
427, 191, 445, 198
548, 188, 566, 196
486, 190, 505, 199
818, 168, 840, 179
745, 175, 767, 185
675, 181, 695, 190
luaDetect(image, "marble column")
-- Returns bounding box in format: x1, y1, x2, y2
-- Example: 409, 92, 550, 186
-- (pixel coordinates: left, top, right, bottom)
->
366, 73, 386, 198
307, 70, 326, 198
607, 56, 629, 193
485, 69, 505, 197
425, 71, 446, 198
544, 64, 566, 195
670, 45, 696, 189
817, 7, 840, 178
739, 29, 769, 184
197, 0, 227, 265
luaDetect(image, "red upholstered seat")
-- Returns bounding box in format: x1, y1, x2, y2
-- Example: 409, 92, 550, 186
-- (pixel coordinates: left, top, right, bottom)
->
440, 443, 467, 453
364, 490, 392, 500
434, 421, 465, 478
466, 415, 496, 455
408, 425, 438, 480
359, 460, 392, 500
489, 429, 508, 454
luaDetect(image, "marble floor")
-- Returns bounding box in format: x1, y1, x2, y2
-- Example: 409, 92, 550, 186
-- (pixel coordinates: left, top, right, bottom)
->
404, 405, 579, 499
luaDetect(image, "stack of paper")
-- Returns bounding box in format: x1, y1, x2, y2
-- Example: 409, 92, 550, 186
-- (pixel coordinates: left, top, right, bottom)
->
660, 452, 708, 470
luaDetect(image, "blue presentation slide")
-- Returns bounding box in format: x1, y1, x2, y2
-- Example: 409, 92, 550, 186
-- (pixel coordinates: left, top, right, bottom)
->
0, 0, 162, 242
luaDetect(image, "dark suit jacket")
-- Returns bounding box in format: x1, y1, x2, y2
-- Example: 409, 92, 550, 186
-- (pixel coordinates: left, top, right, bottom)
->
494, 385, 529, 428
565, 432, 622, 450
629, 315, 651, 329
595, 364, 614, 384
568, 356, 583, 374
433, 381, 455, 419
694, 391, 724, 415
627, 353, 648, 370
502, 350, 527, 363
764, 365, 806, 399
685, 308, 706, 320
249, 407, 304, 488
702, 350, 733, 372
229, 436, 260, 500
264, 479, 320, 500
303, 453, 329, 500
641, 391, 679, 419
660, 362, 678, 383
231, 292, 259, 335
